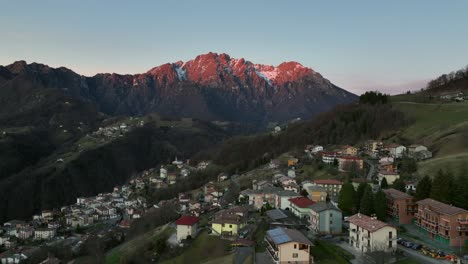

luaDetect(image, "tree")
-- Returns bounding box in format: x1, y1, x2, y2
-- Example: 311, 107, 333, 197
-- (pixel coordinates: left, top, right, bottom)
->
374, 190, 387, 221
453, 166, 468, 209
414, 175, 432, 201
355, 183, 368, 211
380, 177, 389, 189
391, 178, 406, 192
430, 169, 454, 204
359, 185, 374, 215
338, 183, 356, 215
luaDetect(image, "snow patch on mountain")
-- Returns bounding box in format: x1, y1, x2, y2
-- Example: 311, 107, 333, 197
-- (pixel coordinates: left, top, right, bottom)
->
175, 66, 187, 81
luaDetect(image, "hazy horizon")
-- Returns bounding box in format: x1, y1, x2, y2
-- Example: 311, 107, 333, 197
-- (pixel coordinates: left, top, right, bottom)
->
1, 0, 468, 95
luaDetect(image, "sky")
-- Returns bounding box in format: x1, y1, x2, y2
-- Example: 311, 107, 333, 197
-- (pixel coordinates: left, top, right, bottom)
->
1, 1, 468, 95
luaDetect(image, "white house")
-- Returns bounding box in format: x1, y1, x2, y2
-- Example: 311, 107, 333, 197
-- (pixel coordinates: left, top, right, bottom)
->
175, 216, 199, 242
348, 213, 397, 253
377, 170, 400, 185
34, 228, 56, 240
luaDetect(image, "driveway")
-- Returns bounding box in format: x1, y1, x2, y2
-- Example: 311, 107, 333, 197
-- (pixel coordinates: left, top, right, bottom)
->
255, 251, 274, 264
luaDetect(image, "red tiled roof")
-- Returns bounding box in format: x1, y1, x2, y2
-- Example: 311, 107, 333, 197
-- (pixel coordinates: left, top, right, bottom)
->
175, 215, 199, 226
289, 197, 315, 208
348, 213, 391, 232
320, 151, 340, 156
338, 156, 363, 161
416, 198, 467, 216
313, 179, 343, 185
383, 188, 413, 200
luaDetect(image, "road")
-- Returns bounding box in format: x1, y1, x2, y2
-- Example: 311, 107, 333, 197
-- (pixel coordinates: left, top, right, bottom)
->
398, 245, 451, 264
365, 159, 376, 181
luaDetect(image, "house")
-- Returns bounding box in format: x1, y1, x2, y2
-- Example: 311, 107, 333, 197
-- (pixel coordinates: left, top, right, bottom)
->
377, 170, 400, 185
167, 172, 177, 184
0, 251, 28, 264
252, 180, 274, 190
211, 206, 249, 236
160, 166, 167, 178
196, 160, 211, 170
3, 240, 16, 249
383, 144, 406, 158
407, 145, 432, 160
240, 187, 282, 210
34, 228, 56, 240
341, 145, 358, 156
265, 227, 314, 264
309, 202, 342, 234
303, 185, 328, 202
383, 188, 417, 224
415, 198, 468, 246
378, 160, 396, 172
337, 156, 363, 172
305, 145, 323, 154
16, 227, 34, 240
175, 215, 199, 242
287, 158, 299, 167
312, 179, 343, 199
282, 182, 299, 193
348, 213, 397, 253
289, 197, 316, 219
320, 151, 340, 164
364, 140, 383, 154
217, 172, 229, 182
275, 190, 302, 210
269, 159, 281, 169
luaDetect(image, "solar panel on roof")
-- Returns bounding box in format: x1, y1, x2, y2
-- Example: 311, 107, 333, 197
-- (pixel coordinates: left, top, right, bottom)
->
272, 234, 291, 244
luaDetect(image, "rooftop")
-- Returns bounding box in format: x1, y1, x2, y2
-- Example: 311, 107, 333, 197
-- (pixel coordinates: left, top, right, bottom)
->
266, 227, 313, 245
313, 179, 343, 185
309, 202, 341, 213
288, 197, 315, 208
348, 213, 390, 232
175, 215, 200, 226
383, 188, 413, 200
416, 198, 467, 216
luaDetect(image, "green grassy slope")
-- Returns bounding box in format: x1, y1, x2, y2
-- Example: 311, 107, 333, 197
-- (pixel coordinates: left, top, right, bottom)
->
392, 101, 468, 176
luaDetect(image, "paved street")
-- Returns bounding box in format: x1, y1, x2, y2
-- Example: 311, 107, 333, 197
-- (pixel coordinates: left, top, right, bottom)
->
398, 245, 451, 264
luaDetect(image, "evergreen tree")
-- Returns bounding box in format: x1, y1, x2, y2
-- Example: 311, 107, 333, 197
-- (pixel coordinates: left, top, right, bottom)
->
374, 190, 387, 220
338, 183, 356, 215
430, 169, 454, 204
355, 182, 368, 211
380, 177, 389, 189
391, 178, 406, 192
414, 175, 432, 201
359, 185, 374, 215
453, 166, 468, 209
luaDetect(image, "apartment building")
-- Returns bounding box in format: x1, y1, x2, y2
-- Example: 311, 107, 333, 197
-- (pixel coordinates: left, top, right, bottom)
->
415, 198, 468, 246
265, 227, 314, 264
383, 188, 417, 224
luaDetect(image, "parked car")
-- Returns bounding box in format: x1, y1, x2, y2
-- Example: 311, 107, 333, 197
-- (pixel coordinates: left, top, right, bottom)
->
396, 238, 404, 244
322, 234, 333, 239
403, 241, 414, 248
411, 244, 422, 250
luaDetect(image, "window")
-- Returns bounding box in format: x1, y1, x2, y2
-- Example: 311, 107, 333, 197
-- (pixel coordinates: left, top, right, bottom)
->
294, 244, 297, 249
389, 241, 393, 248
330, 213, 333, 217
292, 253, 298, 258
229, 225, 232, 228
330, 220, 333, 224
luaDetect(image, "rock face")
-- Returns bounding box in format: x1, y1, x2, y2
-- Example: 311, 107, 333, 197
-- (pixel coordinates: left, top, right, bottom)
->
0, 52, 357, 127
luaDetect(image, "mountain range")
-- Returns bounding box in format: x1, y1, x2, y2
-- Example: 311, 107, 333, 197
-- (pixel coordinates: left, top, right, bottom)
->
0, 52, 356, 127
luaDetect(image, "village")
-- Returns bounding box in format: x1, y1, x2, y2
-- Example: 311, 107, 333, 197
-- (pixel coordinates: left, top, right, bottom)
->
1, 139, 467, 264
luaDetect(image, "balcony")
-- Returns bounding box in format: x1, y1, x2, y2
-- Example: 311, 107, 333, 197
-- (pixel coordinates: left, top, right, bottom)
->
266, 245, 279, 261
458, 218, 468, 224
439, 225, 451, 230
457, 226, 468, 231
